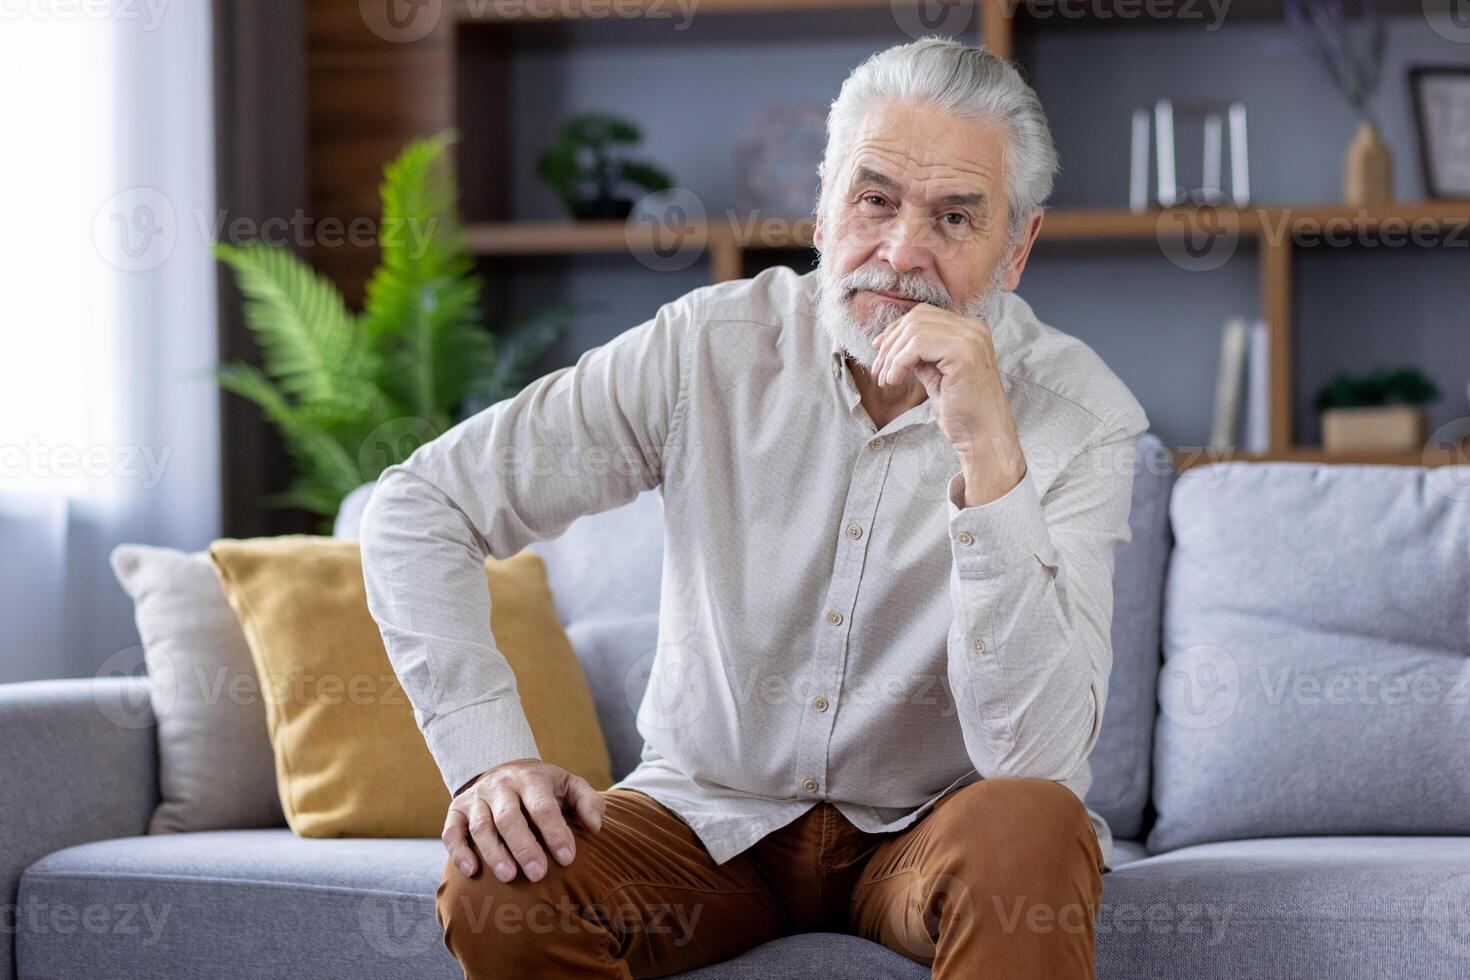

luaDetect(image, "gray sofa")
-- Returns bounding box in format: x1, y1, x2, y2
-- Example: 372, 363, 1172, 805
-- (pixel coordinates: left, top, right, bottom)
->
7, 434, 1470, 979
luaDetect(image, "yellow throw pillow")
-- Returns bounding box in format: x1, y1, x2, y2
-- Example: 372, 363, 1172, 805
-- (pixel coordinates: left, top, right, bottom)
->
207, 535, 613, 838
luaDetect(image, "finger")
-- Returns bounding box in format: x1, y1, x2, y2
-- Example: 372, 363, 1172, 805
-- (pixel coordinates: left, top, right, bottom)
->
886, 330, 950, 387
523, 782, 578, 867
565, 775, 605, 833
873, 315, 908, 362
873, 329, 897, 381
491, 785, 549, 882
442, 808, 478, 877
467, 795, 517, 883
885, 327, 958, 387
882, 336, 920, 386
874, 315, 919, 379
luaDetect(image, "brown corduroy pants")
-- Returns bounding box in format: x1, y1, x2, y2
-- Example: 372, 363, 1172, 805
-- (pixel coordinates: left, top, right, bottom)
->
435, 777, 1104, 979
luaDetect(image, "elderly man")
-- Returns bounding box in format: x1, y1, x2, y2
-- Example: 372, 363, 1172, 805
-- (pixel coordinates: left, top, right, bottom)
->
360, 35, 1148, 980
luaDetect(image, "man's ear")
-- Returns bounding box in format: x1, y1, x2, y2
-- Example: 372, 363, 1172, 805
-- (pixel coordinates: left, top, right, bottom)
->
1000, 209, 1045, 292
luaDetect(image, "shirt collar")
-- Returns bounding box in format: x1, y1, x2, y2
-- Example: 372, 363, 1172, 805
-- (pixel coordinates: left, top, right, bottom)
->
828, 333, 935, 430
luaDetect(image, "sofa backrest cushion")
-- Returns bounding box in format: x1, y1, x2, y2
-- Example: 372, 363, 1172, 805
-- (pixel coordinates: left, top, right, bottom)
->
1084, 434, 1175, 840
1149, 461, 1470, 853
335, 481, 665, 626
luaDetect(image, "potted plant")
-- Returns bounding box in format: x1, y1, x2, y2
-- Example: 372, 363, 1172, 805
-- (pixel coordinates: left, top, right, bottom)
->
1286, 0, 1391, 205
1313, 367, 1439, 452
213, 131, 574, 531
536, 112, 674, 220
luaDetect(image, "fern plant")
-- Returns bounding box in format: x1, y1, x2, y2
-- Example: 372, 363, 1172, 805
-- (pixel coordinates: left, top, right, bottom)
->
215, 131, 573, 531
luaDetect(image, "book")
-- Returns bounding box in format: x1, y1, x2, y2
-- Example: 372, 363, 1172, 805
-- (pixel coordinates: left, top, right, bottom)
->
1243, 319, 1270, 454
1209, 318, 1249, 449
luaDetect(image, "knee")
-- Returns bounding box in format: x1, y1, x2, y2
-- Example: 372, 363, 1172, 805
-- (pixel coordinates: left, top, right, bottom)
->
435, 857, 604, 975
932, 778, 1101, 895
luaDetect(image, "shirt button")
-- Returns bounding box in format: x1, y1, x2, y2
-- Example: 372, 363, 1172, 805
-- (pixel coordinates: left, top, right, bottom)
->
956, 531, 974, 546
973, 638, 986, 653
826, 609, 843, 626
802, 778, 819, 793
868, 436, 885, 451
845, 523, 863, 540
812, 696, 829, 712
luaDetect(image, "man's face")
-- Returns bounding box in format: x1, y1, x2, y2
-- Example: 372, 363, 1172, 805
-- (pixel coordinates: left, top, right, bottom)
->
813, 99, 1034, 368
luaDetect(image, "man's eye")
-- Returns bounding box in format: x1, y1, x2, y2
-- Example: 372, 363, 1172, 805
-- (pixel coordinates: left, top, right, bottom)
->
942, 212, 968, 226
863, 195, 888, 207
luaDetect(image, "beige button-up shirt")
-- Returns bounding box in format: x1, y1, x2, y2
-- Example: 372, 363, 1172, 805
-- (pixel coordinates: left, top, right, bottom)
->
360, 265, 1148, 869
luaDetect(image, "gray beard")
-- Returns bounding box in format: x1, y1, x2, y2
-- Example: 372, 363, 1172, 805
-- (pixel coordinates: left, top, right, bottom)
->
815, 257, 1007, 370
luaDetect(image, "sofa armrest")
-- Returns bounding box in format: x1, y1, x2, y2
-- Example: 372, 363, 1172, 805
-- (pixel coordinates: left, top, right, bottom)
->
0, 677, 158, 980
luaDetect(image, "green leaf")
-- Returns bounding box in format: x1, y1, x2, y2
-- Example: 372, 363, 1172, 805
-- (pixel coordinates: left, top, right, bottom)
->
619, 160, 674, 194
362, 132, 494, 426
214, 241, 380, 416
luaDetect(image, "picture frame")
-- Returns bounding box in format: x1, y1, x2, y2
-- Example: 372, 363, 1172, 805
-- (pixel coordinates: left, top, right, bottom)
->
1409, 65, 1470, 200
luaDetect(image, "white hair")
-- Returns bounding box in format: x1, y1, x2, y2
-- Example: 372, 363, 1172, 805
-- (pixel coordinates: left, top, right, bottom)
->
817, 36, 1060, 243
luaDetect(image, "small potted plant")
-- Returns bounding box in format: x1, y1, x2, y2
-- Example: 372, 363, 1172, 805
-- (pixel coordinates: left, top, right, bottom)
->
1313, 367, 1439, 452
536, 112, 674, 220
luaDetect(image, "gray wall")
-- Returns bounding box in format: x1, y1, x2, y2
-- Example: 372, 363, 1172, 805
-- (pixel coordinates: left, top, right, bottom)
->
487, 16, 1470, 448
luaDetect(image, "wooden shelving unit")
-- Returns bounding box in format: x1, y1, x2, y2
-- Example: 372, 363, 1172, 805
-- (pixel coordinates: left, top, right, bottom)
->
406, 1, 1470, 470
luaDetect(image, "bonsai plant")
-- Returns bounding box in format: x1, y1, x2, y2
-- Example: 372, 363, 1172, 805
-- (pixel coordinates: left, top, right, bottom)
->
1285, 0, 1391, 204
1313, 366, 1439, 452
214, 131, 574, 531
536, 112, 674, 220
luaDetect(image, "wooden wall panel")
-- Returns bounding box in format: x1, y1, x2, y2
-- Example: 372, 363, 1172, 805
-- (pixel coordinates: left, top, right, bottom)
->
307, 0, 454, 304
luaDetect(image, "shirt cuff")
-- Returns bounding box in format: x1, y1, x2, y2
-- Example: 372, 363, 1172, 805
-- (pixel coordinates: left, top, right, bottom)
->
424, 697, 543, 795
946, 466, 1050, 579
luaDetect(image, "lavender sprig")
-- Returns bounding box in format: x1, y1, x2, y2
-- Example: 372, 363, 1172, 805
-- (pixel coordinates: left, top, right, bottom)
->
1285, 0, 1388, 120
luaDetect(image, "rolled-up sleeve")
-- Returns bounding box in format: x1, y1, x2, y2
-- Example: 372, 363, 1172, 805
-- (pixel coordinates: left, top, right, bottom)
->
358, 297, 693, 795
943, 410, 1146, 782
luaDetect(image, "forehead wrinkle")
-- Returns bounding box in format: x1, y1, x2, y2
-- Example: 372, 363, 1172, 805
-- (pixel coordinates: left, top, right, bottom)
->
845, 155, 997, 217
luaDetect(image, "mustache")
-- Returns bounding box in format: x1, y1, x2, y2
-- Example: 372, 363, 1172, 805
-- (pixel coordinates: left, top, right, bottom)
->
838, 266, 954, 310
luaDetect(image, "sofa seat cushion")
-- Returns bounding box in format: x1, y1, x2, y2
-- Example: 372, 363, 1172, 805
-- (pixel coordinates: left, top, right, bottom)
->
31, 831, 1466, 980
1098, 836, 1470, 980
16, 830, 925, 979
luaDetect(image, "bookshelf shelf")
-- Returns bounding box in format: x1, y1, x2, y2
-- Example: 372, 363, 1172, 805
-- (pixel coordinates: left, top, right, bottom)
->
464, 203, 1469, 254
1173, 446, 1465, 472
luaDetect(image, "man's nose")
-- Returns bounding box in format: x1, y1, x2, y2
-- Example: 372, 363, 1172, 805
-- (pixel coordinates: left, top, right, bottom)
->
876, 209, 936, 276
